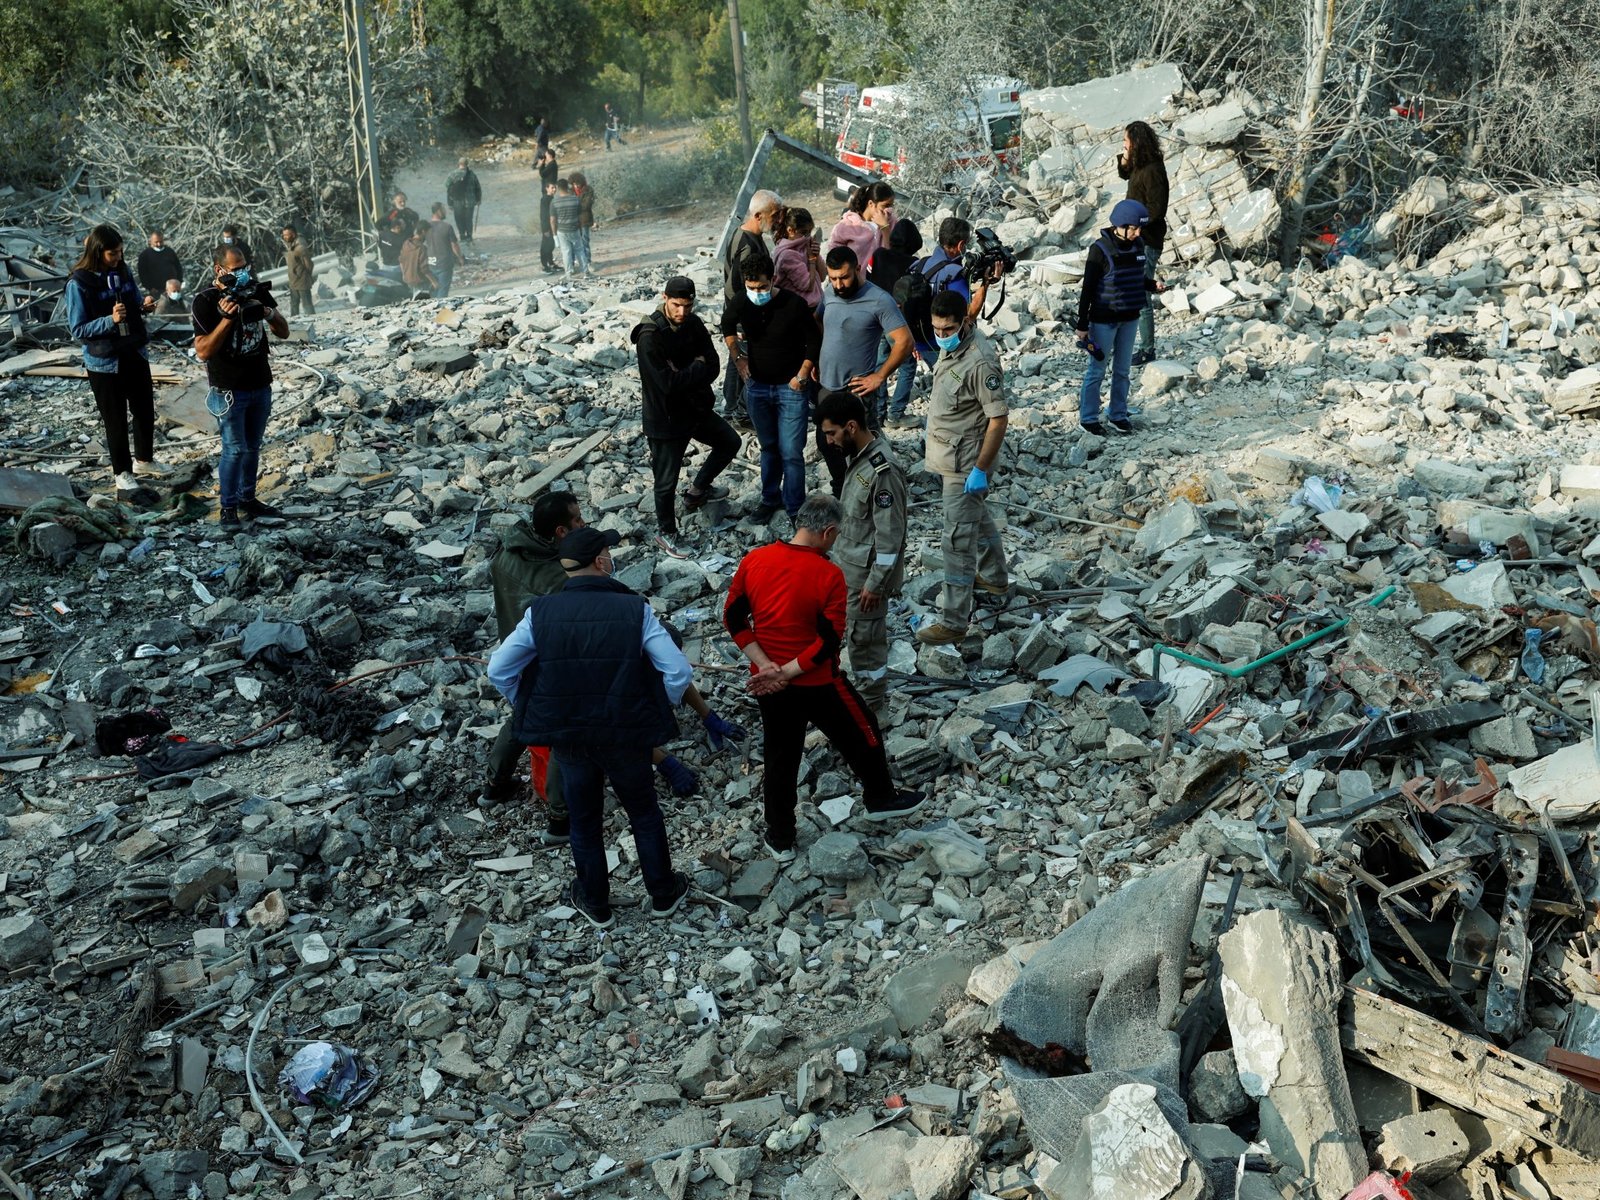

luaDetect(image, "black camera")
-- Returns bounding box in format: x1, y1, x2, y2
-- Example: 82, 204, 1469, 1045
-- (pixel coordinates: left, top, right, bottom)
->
218, 268, 261, 302
964, 227, 1017, 284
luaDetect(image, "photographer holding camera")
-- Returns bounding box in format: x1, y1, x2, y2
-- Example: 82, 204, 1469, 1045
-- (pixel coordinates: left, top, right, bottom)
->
191, 244, 289, 531
892, 218, 1010, 426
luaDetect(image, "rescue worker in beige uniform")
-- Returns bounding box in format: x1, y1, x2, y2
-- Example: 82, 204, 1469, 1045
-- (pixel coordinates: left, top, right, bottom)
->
817, 390, 907, 709
916, 290, 1009, 645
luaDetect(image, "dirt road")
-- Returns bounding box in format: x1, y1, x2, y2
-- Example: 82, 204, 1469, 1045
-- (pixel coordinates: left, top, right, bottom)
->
394, 125, 838, 298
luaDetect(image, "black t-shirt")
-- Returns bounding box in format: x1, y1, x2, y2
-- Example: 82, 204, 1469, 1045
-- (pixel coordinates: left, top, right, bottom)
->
719, 290, 821, 385
191, 286, 273, 391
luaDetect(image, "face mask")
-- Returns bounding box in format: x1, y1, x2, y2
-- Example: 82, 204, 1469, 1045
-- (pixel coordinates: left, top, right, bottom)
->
746, 289, 772, 306
167, 291, 183, 301
222, 235, 234, 245
934, 332, 962, 352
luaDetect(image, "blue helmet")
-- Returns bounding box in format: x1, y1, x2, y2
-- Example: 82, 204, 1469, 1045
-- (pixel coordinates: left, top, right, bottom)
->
1109, 199, 1151, 228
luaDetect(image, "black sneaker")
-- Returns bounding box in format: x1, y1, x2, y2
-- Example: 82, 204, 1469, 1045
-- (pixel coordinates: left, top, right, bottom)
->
561, 882, 613, 929
1131, 348, 1156, 366
239, 497, 283, 518
765, 838, 796, 864
648, 871, 692, 919
1110, 419, 1135, 435
859, 791, 926, 825
540, 819, 571, 846
682, 485, 729, 511
1080, 421, 1106, 436
752, 502, 782, 523
218, 506, 242, 531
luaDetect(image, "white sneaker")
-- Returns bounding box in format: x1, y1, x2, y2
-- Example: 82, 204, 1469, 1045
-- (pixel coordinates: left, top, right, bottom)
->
133, 460, 170, 477
114, 472, 138, 491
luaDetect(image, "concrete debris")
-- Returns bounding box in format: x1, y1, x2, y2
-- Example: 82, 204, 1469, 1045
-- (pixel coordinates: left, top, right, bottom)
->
6, 64, 1600, 1200
1219, 909, 1366, 1199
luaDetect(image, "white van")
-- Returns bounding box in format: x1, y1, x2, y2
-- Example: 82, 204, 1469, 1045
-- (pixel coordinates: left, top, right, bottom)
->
833, 78, 1023, 195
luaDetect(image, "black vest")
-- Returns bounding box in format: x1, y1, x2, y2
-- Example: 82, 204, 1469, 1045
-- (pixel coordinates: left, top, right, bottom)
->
71, 266, 148, 359
1094, 233, 1148, 315
511, 576, 678, 750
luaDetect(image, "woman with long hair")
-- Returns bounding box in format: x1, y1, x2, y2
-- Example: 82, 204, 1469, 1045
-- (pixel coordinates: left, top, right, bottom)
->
1117, 121, 1169, 364
826, 180, 896, 272
63, 224, 164, 492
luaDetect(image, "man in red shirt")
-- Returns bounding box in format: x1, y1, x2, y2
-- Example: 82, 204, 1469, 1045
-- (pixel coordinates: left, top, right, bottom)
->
723, 493, 923, 860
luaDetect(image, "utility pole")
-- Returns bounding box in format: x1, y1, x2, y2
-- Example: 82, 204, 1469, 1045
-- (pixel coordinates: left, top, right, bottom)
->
342, 0, 383, 262
727, 0, 754, 162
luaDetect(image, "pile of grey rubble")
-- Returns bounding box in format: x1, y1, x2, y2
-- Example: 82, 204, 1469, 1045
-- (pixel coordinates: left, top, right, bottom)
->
3, 171, 1600, 1200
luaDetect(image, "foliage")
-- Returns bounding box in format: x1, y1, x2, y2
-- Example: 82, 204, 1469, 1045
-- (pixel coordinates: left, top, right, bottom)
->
0, 0, 171, 187
74, 0, 437, 261
427, 0, 594, 127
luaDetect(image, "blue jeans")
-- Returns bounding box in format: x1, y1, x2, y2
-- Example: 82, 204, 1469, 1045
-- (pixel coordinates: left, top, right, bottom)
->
870, 335, 914, 424
577, 228, 592, 272
555, 744, 676, 912
745, 380, 809, 514
216, 386, 272, 508
555, 231, 578, 277
435, 263, 454, 298
1079, 320, 1137, 423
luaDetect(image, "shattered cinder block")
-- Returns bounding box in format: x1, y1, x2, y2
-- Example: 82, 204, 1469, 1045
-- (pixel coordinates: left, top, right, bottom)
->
1219, 909, 1366, 1200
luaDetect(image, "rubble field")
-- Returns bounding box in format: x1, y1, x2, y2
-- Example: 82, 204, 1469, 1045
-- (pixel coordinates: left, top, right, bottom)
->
7, 75, 1600, 1200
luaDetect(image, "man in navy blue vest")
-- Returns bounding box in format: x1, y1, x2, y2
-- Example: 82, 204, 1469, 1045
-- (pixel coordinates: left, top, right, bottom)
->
488, 526, 693, 928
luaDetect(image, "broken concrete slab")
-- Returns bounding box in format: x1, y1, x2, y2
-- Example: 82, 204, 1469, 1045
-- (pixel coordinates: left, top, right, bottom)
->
1343, 988, 1600, 1161
1219, 908, 1366, 1200
1022, 63, 1187, 136
886, 951, 980, 1033
1054, 1081, 1207, 1200
1374, 1109, 1473, 1182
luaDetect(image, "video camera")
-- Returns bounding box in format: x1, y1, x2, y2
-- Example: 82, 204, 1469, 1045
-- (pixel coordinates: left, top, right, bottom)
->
218, 266, 262, 303
963, 227, 1017, 285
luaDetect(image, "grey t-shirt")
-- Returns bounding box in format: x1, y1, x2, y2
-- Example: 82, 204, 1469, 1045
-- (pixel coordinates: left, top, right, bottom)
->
817, 281, 906, 391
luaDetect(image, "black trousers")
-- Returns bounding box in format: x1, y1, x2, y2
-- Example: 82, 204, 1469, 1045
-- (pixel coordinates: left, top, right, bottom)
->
647, 412, 741, 534
539, 198, 555, 267
89, 357, 155, 475
452, 204, 476, 241
757, 675, 895, 850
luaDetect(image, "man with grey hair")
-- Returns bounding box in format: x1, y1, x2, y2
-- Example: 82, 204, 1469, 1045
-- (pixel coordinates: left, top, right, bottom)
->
722, 188, 784, 422
723, 493, 924, 861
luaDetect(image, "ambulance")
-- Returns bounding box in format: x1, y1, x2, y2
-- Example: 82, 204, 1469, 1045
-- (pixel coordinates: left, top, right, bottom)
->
833, 77, 1024, 195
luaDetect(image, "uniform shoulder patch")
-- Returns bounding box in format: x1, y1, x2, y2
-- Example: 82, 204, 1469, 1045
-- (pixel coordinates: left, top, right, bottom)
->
875, 490, 894, 508
868, 449, 892, 474
984, 372, 1003, 391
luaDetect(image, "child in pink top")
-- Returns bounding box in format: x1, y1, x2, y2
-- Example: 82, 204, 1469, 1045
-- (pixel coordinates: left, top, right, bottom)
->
773, 208, 824, 308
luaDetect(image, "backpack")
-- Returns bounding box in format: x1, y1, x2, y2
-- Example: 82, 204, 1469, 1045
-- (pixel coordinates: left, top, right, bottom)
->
894, 255, 964, 345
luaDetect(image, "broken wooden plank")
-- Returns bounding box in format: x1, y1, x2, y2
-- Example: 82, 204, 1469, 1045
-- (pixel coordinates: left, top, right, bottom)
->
511, 426, 614, 502
0, 347, 76, 377
1341, 988, 1600, 1161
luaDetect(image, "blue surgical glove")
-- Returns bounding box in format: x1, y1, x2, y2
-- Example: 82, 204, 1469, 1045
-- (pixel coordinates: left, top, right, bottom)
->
702, 711, 747, 752
964, 467, 989, 494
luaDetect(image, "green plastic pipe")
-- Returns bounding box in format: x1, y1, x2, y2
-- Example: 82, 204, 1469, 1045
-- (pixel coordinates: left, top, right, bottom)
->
1153, 585, 1397, 680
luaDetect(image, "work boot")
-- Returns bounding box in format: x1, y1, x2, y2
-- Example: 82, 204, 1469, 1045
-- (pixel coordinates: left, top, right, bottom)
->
218, 506, 242, 531
239, 497, 283, 518
974, 576, 1010, 596
915, 622, 966, 646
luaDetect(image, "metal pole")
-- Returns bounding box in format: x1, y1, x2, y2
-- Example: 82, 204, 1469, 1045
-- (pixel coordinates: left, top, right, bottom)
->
342, 0, 384, 263
726, 0, 754, 162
